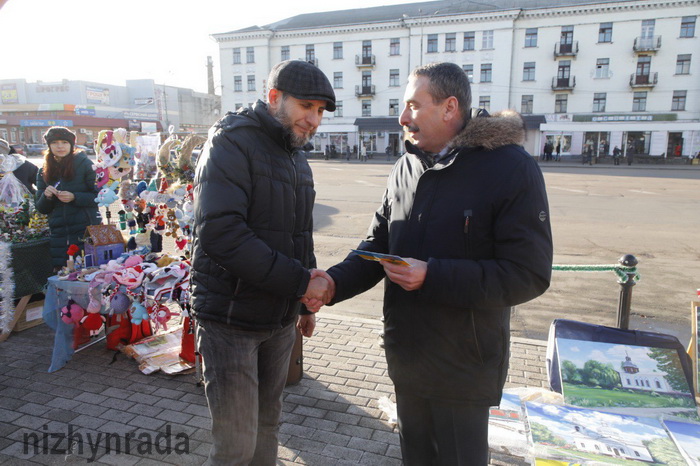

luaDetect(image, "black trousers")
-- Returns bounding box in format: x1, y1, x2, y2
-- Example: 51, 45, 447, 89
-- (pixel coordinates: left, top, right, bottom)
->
396, 392, 490, 466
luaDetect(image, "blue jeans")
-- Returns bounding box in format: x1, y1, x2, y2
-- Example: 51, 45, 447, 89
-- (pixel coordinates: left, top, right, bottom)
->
196, 319, 296, 465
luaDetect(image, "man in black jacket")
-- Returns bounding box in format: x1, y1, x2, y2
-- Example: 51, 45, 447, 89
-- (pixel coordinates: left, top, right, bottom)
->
191, 60, 335, 465
313, 62, 553, 465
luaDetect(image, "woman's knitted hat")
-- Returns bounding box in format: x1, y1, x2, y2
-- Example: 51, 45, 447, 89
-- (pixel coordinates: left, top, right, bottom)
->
44, 126, 76, 146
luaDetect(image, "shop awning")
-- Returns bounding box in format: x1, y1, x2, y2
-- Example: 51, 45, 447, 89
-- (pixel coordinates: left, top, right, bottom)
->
354, 117, 402, 132
522, 115, 546, 130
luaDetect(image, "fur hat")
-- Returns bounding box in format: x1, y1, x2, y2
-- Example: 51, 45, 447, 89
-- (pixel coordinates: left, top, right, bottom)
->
267, 60, 336, 112
0, 138, 9, 156
44, 126, 76, 146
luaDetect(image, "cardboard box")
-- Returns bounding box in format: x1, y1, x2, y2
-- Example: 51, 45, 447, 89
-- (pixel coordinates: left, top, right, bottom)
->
13, 299, 44, 332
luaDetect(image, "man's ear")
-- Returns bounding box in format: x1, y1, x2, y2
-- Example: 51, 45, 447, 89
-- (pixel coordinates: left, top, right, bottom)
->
443, 96, 459, 122
268, 88, 282, 110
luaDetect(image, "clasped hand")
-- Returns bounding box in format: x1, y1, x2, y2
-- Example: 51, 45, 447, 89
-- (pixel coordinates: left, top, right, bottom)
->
300, 269, 335, 313
44, 185, 75, 203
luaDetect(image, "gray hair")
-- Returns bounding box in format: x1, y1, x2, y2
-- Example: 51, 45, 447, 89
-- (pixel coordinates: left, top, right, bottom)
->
411, 62, 472, 125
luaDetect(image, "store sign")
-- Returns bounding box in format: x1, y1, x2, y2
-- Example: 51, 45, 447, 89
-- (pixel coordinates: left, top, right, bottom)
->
36, 84, 69, 93
86, 86, 110, 105
545, 114, 572, 122
75, 106, 96, 116
574, 114, 677, 122
20, 120, 73, 127
134, 98, 154, 105
1, 83, 18, 104
124, 111, 158, 119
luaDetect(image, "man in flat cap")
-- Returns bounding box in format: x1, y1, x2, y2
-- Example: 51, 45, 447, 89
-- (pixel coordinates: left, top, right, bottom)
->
191, 60, 336, 465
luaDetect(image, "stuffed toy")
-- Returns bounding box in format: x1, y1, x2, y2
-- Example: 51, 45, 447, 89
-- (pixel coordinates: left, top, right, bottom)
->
60, 300, 85, 325
95, 181, 120, 207
130, 301, 150, 325
150, 303, 173, 332
79, 312, 106, 337
110, 292, 131, 314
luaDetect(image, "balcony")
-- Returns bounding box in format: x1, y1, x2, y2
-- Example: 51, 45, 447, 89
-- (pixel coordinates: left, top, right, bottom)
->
553, 41, 579, 58
305, 58, 318, 67
355, 54, 376, 68
629, 72, 658, 88
551, 76, 576, 91
633, 36, 661, 53
355, 85, 376, 97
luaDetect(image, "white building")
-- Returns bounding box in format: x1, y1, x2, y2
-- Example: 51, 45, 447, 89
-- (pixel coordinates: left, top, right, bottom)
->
213, 0, 699, 159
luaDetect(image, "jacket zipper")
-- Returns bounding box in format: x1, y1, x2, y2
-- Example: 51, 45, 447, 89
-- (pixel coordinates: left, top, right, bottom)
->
281, 150, 298, 328
471, 311, 484, 365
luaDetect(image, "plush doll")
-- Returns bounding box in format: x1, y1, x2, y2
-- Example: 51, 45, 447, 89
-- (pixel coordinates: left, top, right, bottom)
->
60, 300, 85, 325
95, 181, 120, 207
130, 301, 150, 325
150, 303, 173, 332
164, 209, 179, 237
79, 312, 106, 337
110, 292, 131, 314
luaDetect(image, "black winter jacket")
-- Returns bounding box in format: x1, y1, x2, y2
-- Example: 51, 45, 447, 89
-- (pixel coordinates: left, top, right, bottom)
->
35, 152, 99, 268
327, 110, 553, 405
191, 101, 314, 330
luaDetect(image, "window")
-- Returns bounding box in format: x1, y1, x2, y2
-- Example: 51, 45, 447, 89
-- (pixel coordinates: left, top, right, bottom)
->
233, 48, 241, 64
478, 96, 490, 112
480, 63, 492, 83
362, 71, 372, 88
390, 38, 400, 55
632, 91, 647, 111
333, 42, 343, 59
389, 99, 399, 116
680, 16, 696, 37
234, 76, 242, 92
427, 34, 438, 53
234, 103, 243, 111
463, 64, 473, 83
557, 60, 571, 87
595, 58, 610, 78
389, 69, 400, 87
362, 40, 372, 58
463, 32, 475, 50
445, 33, 456, 52
636, 55, 651, 83
281, 46, 290, 61
521, 95, 533, 114
672, 90, 686, 111
333, 72, 343, 89
593, 93, 606, 112
525, 28, 538, 47
555, 94, 568, 113
306, 45, 315, 63
560, 25, 574, 52
362, 100, 371, 117
334, 101, 343, 118
676, 54, 691, 74
523, 62, 535, 81
247, 75, 255, 92
598, 22, 613, 43
482, 30, 494, 49
246, 47, 255, 63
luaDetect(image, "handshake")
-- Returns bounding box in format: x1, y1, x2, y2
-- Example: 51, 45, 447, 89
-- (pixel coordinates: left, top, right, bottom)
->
300, 269, 335, 313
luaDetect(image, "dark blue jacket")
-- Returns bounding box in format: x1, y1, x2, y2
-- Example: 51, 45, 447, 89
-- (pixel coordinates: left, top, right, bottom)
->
327, 110, 553, 404
35, 152, 99, 268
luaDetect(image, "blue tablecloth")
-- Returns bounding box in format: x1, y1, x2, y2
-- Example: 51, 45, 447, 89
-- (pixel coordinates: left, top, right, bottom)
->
42, 276, 93, 372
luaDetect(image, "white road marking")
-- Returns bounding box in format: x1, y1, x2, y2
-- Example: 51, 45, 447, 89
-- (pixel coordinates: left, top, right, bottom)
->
629, 189, 657, 195
551, 187, 587, 193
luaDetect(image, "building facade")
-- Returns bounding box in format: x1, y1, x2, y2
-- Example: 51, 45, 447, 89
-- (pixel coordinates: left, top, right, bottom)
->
213, 0, 699, 159
0, 78, 221, 146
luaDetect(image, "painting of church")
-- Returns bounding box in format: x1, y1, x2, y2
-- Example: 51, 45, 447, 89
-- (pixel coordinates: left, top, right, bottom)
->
569, 420, 653, 462
616, 353, 678, 395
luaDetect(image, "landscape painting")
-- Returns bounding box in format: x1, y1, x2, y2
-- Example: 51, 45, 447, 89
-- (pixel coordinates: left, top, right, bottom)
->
663, 419, 700, 465
692, 301, 699, 398
524, 401, 685, 465
555, 337, 696, 418
488, 392, 528, 458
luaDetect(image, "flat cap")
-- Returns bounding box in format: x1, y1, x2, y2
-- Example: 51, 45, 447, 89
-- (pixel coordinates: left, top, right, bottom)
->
268, 60, 336, 112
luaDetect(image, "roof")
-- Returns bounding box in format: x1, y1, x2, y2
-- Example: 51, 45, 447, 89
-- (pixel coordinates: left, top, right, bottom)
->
218, 0, 636, 34
354, 117, 403, 132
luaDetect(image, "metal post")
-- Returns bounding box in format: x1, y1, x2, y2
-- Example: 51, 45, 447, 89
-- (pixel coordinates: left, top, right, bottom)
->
616, 254, 638, 329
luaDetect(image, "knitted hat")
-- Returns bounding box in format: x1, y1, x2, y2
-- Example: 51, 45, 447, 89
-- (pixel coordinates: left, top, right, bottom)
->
0, 138, 9, 156
267, 60, 336, 112
44, 126, 76, 146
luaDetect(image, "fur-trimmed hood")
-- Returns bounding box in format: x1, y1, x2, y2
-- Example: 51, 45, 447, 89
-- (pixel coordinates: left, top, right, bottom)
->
449, 109, 526, 151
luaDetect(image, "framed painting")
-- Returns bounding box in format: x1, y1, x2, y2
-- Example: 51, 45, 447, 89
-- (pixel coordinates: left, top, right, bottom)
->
692, 301, 700, 400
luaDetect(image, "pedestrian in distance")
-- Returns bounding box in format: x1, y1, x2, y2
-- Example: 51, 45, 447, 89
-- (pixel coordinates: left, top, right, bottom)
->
555, 141, 561, 161
0, 137, 39, 194
191, 60, 335, 466
360, 144, 368, 162
543, 142, 553, 162
306, 62, 553, 465
613, 145, 621, 165
34, 127, 99, 270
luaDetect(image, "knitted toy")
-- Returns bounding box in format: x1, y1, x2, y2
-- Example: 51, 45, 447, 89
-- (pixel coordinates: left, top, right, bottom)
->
130, 301, 149, 325
60, 300, 85, 325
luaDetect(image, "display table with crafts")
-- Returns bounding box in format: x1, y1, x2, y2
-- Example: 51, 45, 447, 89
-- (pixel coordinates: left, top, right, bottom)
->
42, 251, 193, 373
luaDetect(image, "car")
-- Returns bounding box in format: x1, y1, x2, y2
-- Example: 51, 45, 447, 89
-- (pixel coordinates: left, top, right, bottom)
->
9, 143, 26, 155
75, 144, 95, 156
26, 144, 47, 156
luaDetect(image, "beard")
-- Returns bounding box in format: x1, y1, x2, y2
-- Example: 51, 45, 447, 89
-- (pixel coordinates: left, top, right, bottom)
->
271, 99, 316, 148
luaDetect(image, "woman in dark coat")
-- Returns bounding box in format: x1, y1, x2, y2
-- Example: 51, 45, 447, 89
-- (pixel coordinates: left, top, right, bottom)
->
35, 127, 99, 269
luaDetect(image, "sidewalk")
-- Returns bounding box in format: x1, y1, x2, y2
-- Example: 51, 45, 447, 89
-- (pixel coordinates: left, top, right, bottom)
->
0, 312, 547, 465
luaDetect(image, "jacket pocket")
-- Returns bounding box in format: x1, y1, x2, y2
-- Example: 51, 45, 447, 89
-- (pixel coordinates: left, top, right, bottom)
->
463, 209, 472, 255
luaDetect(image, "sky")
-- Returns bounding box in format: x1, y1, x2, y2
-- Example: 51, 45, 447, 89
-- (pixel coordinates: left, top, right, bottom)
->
0, 0, 426, 94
